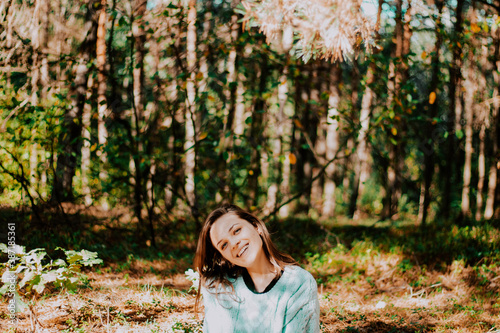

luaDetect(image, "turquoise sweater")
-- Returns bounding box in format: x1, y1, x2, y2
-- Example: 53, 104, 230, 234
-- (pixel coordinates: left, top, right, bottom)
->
202, 265, 320, 333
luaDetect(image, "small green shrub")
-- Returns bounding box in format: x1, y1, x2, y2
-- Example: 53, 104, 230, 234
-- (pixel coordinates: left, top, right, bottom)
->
0, 243, 102, 322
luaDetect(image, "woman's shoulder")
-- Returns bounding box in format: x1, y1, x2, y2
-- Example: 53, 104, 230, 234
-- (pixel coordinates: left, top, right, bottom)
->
282, 265, 317, 286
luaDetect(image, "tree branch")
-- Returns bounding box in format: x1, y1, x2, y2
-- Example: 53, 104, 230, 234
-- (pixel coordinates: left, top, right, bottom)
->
262, 138, 351, 220
476, 0, 500, 13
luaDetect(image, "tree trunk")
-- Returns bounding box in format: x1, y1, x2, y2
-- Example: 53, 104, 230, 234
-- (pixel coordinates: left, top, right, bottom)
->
461, 5, 477, 218
350, 0, 383, 219
343, 68, 359, 204
442, 0, 465, 219
96, 0, 109, 208
219, 0, 239, 200
475, 38, 490, 221
52, 1, 98, 202
312, 64, 328, 213
417, 0, 443, 226
39, 0, 49, 99
322, 63, 341, 217
247, 52, 268, 209
81, 75, 93, 206
30, 0, 41, 190
485, 28, 500, 220
278, 62, 300, 218
264, 62, 289, 215
131, 0, 147, 224
295, 65, 311, 212
185, 0, 198, 217
384, 0, 412, 219
300, 63, 321, 213
383, 1, 398, 219
351, 62, 375, 219
4, 0, 13, 87
476, 123, 486, 220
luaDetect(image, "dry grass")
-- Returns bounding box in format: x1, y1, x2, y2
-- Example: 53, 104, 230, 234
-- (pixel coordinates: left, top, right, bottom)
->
1, 256, 499, 332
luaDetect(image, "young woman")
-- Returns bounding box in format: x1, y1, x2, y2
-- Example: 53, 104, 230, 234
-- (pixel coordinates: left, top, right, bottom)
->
194, 204, 320, 332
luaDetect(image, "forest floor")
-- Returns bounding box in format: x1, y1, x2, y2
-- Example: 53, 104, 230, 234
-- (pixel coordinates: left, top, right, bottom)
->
1, 204, 500, 332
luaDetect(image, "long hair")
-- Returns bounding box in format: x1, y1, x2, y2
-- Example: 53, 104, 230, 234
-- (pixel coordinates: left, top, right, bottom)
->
194, 204, 297, 309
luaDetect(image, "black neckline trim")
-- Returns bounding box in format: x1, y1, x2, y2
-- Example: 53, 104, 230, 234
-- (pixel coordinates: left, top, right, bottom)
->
242, 269, 283, 294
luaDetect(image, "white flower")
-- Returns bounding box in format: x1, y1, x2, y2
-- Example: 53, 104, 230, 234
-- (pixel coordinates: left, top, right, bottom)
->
375, 301, 387, 309
185, 268, 200, 291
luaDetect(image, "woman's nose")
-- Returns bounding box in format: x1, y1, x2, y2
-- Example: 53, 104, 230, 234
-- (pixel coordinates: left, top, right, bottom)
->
231, 239, 241, 251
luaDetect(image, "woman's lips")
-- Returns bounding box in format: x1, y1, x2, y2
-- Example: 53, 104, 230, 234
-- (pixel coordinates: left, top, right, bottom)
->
237, 244, 248, 258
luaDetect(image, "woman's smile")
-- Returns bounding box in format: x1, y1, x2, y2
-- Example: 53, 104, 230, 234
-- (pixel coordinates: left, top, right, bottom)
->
236, 244, 249, 258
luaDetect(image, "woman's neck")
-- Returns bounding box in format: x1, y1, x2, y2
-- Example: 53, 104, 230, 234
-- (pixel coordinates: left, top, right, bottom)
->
245, 257, 278, 292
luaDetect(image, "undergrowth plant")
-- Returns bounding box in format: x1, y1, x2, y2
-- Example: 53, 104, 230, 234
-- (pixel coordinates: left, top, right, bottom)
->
0, 244, 102, 330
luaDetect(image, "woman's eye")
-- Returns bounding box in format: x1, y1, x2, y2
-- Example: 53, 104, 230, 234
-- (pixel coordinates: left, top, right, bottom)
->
221, 243, 227, 250
235, 228, 241, 234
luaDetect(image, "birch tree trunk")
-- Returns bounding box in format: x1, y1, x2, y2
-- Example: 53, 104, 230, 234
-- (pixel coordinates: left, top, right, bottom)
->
221, 0, 239, 150
351, 63, 374, 220
81, 76, 93, 206
30, 0, 41, 189
343, 68, 359, 204
476, 122, 486, 220
97, 0, 109, 209
185, 0, 198, 213
264, 62, 289, 215
322, 63, 341, 217
312, 65, 328, 212
351, 0, 382, 219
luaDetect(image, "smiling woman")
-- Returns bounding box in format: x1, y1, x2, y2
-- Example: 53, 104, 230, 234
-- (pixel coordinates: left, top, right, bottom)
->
194, 204, 320, 332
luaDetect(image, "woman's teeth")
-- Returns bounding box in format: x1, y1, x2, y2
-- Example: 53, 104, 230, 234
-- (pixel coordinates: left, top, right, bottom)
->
237, 245, 248, 257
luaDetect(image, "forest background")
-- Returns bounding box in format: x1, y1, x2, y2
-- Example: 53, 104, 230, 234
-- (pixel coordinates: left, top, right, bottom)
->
0, 0, 500, 332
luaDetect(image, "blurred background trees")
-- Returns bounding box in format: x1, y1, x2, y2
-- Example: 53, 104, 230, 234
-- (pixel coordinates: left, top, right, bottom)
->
1, 0, 499, 244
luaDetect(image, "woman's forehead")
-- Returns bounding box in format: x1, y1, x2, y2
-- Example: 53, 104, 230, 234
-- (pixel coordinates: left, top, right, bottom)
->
210, 214, 247, 240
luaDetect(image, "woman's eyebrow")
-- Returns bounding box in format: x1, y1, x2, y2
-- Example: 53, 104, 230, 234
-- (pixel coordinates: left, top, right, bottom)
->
216, 223, 237, 247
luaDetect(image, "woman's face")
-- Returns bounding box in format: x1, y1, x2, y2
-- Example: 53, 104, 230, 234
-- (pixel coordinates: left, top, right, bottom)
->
209, 213, 266, 269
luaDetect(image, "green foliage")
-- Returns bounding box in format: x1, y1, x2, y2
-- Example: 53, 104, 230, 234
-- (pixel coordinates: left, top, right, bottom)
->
171, 319, 203, 333
0, 244, 102, 310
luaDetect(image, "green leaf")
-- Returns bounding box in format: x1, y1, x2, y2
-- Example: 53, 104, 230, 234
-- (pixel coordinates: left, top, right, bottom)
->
53, 259, 66, 267
0, 283, 9, 295
14, 290, 28, 312
455, 129, 464, 140
1, 269, 14, 284
65, 252, 83, 265
42, 271, 58, 283
19, 271, 36, 289
33, 281, 46, 294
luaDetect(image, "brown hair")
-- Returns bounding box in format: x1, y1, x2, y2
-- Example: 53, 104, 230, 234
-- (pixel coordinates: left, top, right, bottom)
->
194, 204, 296, 308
